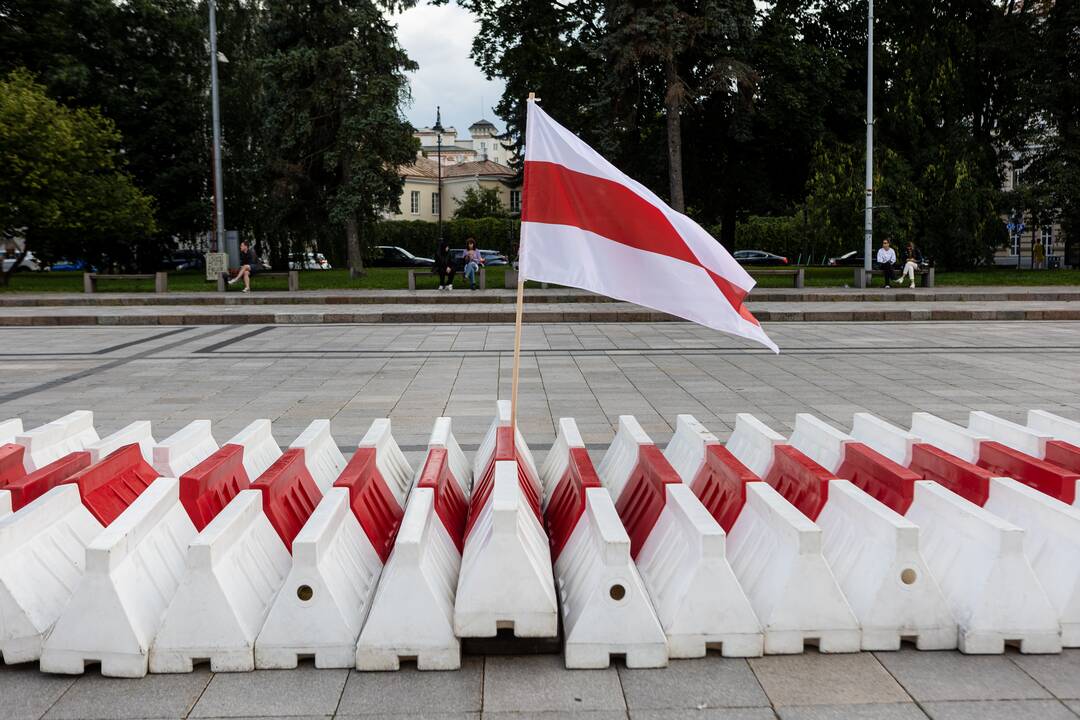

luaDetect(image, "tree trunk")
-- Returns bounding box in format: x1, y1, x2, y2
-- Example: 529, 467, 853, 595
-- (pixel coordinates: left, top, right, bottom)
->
664, 60, 685, 214
346, 215, 364, 279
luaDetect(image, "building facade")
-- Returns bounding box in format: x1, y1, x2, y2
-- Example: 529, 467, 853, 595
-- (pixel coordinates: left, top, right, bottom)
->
386, 155, 521, 222
998, 154, 1067, 267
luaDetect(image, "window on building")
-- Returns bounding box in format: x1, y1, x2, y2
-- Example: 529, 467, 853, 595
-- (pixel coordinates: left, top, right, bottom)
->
410, 191, 420, 215
432, 192, 440, 216
510, 190, 521, 213
1042, 226, 1053, 249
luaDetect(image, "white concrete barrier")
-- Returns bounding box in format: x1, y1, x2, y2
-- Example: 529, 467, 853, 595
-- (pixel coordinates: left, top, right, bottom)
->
86, 421, 155, 464
149, 447, 321, 673
255, 419, 413, 669
726, 413, 785, 480
289, 419, 347, 492
851, 413, 918, 467
474, 400, 540, 485
816, 480, 956, 650
427, 416, 472, 495
663, 415, 715, 488
153, 420, 217, 478
17, 411, 99, 472
454, 460, 557, 638
1029, 410, 1080, 446
906, 480, 1060, 654
40, 477, 194, 677
984, 478, 1080, 647
910, 413, 984, 465
539, 418, 585, 507
0, 419, 23, 446
226, 419, 280, 482
726, 482, 860, 654
969, 411, 1049, 459
790, 414, 851, 474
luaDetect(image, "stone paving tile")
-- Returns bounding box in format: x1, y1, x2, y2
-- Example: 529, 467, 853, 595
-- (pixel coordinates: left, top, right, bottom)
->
0, 664, 78, 720
42, 670, 211, 719
749, 654, 909, 707
920, 699, 1078, 720
482, 656, 625, 713
618, 657, 769, 710
1065, 700, 1080, 716
482, 712, 627, 720
340, 714, 478, 720
775, 704, 928, 719
628, 710, 779, 720
336, 657, 482, 715
873, 650, 1051, 703
1009, 650, 1080, 699
188, 666, 348, 718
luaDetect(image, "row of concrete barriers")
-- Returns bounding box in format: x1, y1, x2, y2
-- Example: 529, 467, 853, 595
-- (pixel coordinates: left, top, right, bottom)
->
0, 404, 1079, 676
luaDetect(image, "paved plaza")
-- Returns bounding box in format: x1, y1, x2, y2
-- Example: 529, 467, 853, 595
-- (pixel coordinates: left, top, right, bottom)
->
2, 320, 1080, 719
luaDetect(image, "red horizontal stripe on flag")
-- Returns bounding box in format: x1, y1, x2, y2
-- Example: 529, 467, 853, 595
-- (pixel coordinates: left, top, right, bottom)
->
523, 160, 757, 326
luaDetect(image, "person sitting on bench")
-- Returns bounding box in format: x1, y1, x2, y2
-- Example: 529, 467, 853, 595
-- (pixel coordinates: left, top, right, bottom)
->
876, 238, 897, 288
228, 240, 259, 293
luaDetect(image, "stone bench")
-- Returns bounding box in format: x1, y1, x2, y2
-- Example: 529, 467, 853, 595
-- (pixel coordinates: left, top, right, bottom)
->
216, 271, 299, 292
750, 268, 804, 288
84, 273, 168, 294
855, 267, 934, 289
408, 267, 485, 290
503, 268, 548, 290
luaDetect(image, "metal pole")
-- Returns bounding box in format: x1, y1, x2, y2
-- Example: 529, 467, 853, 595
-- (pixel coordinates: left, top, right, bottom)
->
863, 0, 874, 274
209, 0, 226, 253
436, 112, 443, 242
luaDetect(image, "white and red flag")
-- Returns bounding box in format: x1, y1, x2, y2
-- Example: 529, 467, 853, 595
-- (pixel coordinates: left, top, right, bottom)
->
519, 100, 778, 353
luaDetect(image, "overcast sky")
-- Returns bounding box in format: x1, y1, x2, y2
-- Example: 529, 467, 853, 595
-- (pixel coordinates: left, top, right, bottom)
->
393, 3, 506, 137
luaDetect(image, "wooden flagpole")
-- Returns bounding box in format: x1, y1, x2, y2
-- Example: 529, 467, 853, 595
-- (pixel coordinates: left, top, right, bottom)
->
510, 92, 537, 438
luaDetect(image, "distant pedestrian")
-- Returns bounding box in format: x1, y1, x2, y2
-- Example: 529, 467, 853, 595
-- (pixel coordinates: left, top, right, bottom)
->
462, 238, 484, 290
227, 240, 259, 293
435, 240, 454, 290
899, 242, 923, 288
876, 238, 897, 288
1033, 237, 1046, 270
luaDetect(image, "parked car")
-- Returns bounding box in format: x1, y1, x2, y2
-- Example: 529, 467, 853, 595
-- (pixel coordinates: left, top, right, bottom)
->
289, 252, 332, 270
162, 249, 205, 272
480, 250, 509, 266
2, 251, 41, 273
732, 250, 788, 266
827, 250, 866, 267
47, 259, 95, 272
370, 245, 434, 268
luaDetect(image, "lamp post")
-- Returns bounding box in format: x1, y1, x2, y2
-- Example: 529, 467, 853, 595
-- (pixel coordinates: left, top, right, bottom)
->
433, 106, 444, 243
208, 0, 226, 254
863, 0, 874, 274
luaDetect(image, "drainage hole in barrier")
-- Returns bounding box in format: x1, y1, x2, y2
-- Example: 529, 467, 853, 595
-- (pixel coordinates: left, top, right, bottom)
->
609, 584, 626, 601
900, 568, 917, 585
297, 585, 314, 601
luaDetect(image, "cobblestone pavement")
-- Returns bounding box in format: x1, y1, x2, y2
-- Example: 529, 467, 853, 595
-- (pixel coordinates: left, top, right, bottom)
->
2, 321, 1080, 719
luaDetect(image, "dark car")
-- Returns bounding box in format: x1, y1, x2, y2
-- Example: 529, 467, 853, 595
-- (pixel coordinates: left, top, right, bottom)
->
450, 248, 507, 271
827, 250, 866, 267
162, 249, 205, 271
732, 250, 788, 266
370, 245, 434, 268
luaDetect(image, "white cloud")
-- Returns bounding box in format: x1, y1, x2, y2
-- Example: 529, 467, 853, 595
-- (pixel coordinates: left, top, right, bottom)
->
392, 4, 506, 136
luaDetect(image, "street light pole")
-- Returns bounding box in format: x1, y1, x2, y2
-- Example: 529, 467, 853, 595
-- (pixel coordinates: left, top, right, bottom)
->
863, 0, 874, 274
209, 0, 226, 253
434, 106, 444, 243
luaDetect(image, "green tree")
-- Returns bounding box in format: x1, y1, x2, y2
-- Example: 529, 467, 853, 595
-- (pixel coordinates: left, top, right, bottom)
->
0, 70, 156, 284
453, 186, 507, 218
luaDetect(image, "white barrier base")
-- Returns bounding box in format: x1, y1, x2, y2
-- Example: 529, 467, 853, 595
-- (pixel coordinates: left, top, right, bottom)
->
39, 478, 195, 677
255, 489, 382, 668
727, 483, 860, 654
150, 490, 291, 673
0, 486, 103, 663
907, 481, 1061, 654
985, 478, 1080, 647
817, 481, 957, 651
454, 461, 557, 638
636, 484, 762, 658
356, 488, 462, 671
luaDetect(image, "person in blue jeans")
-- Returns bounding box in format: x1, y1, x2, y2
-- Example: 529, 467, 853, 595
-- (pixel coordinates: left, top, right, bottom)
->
462, 238, 485, 290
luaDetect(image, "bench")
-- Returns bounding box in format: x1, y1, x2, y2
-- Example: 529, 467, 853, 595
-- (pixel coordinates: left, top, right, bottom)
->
503, 267, 549, 290
408, 266, 485, 290
749, 268, 804, 288
855, 267, 934, 288
84, 272, 168, 294
216, 270, 299, 292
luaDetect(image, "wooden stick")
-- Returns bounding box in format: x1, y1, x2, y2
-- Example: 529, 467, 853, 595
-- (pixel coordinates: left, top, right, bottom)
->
510, 92, 537, 438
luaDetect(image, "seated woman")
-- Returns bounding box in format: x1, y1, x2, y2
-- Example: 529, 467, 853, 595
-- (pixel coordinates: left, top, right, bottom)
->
462, 238, 485, 290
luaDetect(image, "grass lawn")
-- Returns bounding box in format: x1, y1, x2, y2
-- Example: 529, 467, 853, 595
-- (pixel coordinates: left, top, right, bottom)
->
1, 264, 1077, 293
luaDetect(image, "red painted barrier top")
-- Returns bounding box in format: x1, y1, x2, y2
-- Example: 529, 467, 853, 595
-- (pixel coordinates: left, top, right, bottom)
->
0, 443, 25, 486
614, 444, 681, 559
416, 447, 468, 554
836, 443, 920, 515
180, 443, 251, 532
544, 447, 602, 562
1046, 440, 1080, 477
764, 445, 834, 521
4, 451, 90, 512
690, 444, 755, 533
251, 448, 322, 553
335, 447, 405, 562
465, 426, 542, 539
909, 443, 992, 507
63, 444, 159, 526
978, 440, 1079, 506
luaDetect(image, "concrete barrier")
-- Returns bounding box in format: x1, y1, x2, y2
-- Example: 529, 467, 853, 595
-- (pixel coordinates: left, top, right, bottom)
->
153, 420, 217, 478
906, 480, 1060, 654
454, 460, 557, 638
790, 414, 851, 475
473, 400, 540, 494
726, 482, 860, 653
2, 451, 90, 513
226, 419, 281, 483
969, 411, 1050, 459
86, 422, 155, 464
0, 419, 21, 446
255, 419, 413, 669
726, 413, 785, 480
851, 413, 918, 468
543, 418, 667, 668
1028, 410, 1080, 478
40, 477, 194, 677
967, 411, 1080, 505
16, 411, 99, 472
356, 419, 472, 670
288, 419, 347, 492
665, 415, 756, 533
150, 448, 322, 673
